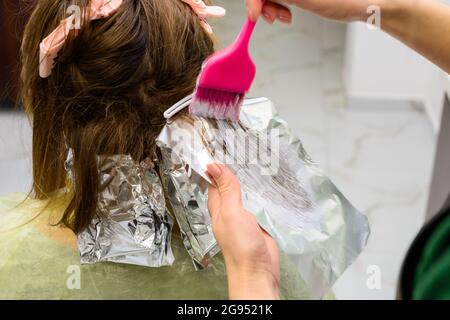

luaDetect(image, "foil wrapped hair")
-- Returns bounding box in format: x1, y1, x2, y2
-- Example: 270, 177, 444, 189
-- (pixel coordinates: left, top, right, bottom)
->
68, 97, 370, 298
39, 0, 225, 78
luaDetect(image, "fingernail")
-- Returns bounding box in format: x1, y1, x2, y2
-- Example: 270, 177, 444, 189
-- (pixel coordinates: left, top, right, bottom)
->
207, 164, 222, 179
278, 13, 291, 23
262, 12, 274, 24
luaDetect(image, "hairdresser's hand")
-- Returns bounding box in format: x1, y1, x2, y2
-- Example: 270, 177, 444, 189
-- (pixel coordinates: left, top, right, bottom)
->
207, 164, 280, 300
247, 0, 376, 23
247, 0, 450, 74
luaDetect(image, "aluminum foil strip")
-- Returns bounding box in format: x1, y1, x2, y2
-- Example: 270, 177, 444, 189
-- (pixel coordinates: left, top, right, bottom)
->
66, 150, 175, 267
156, 97, 370, 298
157, 149, 220, 270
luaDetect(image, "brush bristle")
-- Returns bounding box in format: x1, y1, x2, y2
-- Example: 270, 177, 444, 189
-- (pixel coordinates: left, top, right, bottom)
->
189, 87, 244, 121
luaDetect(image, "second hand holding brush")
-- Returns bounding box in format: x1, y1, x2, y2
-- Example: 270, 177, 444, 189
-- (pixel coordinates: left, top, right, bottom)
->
189, 1, 266, 122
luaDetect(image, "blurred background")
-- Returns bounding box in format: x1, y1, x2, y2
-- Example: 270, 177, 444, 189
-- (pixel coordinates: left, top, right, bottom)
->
1, 0, 449, 299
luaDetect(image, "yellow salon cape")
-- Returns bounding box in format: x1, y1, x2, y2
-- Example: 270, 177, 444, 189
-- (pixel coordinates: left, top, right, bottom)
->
0, 193, 318, 300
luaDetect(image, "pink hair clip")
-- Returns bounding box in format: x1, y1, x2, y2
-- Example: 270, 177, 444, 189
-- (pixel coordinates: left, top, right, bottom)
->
181, 0, 226, 34
39, 0, 123, 78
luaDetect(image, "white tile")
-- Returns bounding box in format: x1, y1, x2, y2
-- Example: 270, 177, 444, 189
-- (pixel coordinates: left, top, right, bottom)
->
0, 111, 32, 160
0, 156, 32, 196
320, 20, 346, 51
328, 103, 436, 299
0, 111, 33, 196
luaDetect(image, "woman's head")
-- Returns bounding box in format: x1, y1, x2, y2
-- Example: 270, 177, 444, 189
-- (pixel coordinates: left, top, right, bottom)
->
21, 0, 215, 233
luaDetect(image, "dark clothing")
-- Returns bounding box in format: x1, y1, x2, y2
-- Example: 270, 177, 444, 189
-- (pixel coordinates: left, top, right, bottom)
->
399, 194, 450, 299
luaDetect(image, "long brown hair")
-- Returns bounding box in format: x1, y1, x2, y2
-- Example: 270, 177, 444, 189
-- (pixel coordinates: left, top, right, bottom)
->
20, 0, 215, 233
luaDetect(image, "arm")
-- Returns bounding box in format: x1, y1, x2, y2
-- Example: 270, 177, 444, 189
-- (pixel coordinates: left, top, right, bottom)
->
378, 0, 450, 74
247, 0, 450, 73
207, 164, 280, 300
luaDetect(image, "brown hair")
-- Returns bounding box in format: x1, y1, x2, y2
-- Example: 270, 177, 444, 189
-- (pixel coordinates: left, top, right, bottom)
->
20, 0, 215, 233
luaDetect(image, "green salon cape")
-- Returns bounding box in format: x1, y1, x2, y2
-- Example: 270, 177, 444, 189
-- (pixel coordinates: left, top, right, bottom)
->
0, 193, 321, 300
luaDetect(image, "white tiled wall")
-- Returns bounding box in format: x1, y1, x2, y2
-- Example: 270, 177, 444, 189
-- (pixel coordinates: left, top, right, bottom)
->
0, 111, 32, 196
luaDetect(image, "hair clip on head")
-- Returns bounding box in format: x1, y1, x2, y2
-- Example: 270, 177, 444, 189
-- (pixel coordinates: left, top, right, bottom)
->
181, 0, 226, 34
39, 0, 123, 78
38, 0, 225, 78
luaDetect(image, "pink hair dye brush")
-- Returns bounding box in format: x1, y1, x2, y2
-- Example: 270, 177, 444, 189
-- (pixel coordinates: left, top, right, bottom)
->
189, 4, 265, 121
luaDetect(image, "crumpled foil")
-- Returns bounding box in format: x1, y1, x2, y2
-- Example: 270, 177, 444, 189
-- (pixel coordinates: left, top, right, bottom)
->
66, 150, 175, 267
69, 96, 369, 298
157, 150, 220, 270
156, 97, 370, 298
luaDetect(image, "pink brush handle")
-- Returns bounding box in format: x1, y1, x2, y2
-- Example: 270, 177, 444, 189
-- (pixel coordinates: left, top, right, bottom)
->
234, 0, 266, 51
236, 19, 256, 50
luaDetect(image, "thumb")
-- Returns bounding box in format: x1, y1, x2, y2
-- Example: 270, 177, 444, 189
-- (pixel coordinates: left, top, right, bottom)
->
207, 182, 221, 220
246, 0, 264, 21
207, 164, 243, 208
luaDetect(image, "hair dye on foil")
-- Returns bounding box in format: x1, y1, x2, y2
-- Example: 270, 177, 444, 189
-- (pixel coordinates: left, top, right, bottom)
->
69, 97, 369, 298
156, 97, 370, 298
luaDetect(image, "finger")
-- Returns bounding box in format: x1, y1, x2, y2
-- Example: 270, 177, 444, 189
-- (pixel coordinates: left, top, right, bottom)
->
270, 2, 292, 24
207, 179, 221, 220
260, 226, 270, 236
260, 227, 279, 256
207, 163, 243, 208
263, 231, 280, 277
262, 2, 292, 24
246, 0, 264, 21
